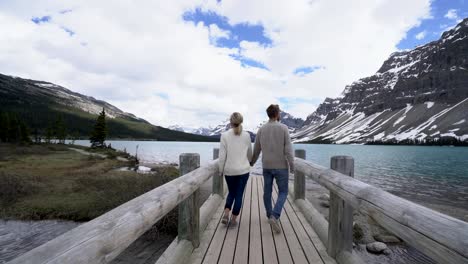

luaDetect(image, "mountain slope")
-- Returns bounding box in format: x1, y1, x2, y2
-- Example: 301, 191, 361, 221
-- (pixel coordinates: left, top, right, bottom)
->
293, 19, 468, 144
0, 73, 217, 141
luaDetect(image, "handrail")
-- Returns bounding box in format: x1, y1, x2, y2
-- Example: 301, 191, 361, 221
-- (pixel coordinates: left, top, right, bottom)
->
8, 157, 218, 264
294, 156, 468, 264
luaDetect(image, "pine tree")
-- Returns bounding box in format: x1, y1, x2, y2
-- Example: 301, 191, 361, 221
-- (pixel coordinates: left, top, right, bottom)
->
8, 113, 20, 143
54, 115, 67, 144
19, 121, 31, 143
0, 112, 8, 142
90, 109, 107, 148
45, 122, 54, 144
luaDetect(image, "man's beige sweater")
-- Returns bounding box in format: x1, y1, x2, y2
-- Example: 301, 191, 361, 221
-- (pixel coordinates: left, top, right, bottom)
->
251, 120, 295, 172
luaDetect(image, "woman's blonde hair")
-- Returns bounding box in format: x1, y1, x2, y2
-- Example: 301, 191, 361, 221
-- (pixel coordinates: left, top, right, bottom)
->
230, 112, 243, 136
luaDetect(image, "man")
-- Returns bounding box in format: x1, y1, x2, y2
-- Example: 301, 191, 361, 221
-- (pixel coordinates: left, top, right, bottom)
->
251, 104, 294, 234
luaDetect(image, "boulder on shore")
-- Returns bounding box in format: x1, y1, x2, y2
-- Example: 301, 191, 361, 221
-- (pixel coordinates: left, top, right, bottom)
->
366, 242, 388, 254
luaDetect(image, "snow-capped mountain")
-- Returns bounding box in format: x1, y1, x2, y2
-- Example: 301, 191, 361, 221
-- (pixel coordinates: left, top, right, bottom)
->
172, 110, 305, 137
15, 78, 141, 121
169, 120, 230, 137
293, 18, 468, 143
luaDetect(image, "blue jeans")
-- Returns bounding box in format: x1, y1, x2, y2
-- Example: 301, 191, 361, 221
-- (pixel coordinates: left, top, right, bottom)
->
263, 169, 289, 219
224, 173, 249, 215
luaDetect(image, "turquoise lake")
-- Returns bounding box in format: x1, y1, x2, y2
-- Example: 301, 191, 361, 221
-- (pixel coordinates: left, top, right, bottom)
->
73, 140, 468, 211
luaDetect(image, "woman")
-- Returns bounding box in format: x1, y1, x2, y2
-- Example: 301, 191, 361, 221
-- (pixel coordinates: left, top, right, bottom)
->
218, 112, 252, 226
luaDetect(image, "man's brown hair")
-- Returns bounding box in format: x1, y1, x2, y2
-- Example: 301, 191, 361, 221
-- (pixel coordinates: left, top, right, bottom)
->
266, 104, 280, 119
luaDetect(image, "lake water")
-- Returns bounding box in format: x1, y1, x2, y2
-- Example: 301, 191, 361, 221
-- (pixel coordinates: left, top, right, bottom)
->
73, 140, 468, 212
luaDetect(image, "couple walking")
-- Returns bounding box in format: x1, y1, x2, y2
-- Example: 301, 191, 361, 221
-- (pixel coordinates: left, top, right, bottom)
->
218, 104, 294, 233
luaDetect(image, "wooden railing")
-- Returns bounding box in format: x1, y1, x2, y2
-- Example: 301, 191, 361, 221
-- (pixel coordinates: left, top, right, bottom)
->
292, 149, 468, 264
8, 151, 224, 264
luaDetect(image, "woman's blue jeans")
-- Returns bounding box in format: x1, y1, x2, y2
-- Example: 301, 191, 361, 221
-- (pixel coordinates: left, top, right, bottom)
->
224, 173, 249, 216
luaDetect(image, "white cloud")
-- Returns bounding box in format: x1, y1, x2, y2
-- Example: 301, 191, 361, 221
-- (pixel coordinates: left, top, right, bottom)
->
209, 23, 230, 40
415, 30, 426, 40
0, 0, 432, 130
444, 9, 458, 20
284, 102, 317, 120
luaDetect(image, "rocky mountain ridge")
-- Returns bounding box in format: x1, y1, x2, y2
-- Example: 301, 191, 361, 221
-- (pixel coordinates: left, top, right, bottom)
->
293, 18, 468, 143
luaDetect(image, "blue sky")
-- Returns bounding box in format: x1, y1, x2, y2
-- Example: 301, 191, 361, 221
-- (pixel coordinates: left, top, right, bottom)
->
399, 0, 467, 49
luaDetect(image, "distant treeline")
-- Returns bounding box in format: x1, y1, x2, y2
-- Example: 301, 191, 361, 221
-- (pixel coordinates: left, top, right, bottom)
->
0, 111, 76, 144
366, 137, 468, 146
0, 112, 31, 143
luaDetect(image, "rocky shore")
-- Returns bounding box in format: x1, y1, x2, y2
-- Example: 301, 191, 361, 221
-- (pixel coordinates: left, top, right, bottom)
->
304, 178, 447, 264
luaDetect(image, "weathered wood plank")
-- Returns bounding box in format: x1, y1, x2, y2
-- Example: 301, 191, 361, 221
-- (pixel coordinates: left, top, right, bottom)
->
8, 159, 219, 264
295, 158, 468, 264
218, 181, 246, 263
288, 199, 337, 264
283, 196, 323, 264
189, 196, 226, 264
327, 156, 354, 258
212, 148, 223, 196
156, 193, 223, 264
270, 181, 303, 264
179, 154, 201, 248
294, 149, 306, 200
233, 177, 252, 264
201, 203, 229, 263
257, 177, 279, 264
249, 177, 263, 264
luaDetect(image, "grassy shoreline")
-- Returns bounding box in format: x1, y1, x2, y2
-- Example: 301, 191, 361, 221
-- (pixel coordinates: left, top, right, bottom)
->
0, 143, 179, 233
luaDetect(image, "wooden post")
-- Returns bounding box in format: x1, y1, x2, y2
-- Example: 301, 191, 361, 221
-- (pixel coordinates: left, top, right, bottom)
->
294, 149, 306, 200
212, 148, 223, 196
178, 153, 201, 248
327, 156, 354, 258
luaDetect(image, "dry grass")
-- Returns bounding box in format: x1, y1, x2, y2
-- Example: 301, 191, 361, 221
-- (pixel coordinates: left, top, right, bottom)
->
0, 143, 179, 234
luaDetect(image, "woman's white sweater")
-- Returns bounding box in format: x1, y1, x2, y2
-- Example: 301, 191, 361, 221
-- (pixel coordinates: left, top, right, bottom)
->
218, 129, 252, 176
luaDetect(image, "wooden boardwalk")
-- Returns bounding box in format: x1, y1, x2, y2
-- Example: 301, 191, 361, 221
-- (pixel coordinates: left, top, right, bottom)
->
189, 176, 336, 264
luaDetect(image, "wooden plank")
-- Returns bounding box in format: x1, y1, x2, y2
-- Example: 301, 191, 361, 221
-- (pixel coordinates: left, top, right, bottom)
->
288, 199, 337, 264
201, 205, 228, 263
295, 158, 468, 264
268, 178, 299, 264
189, 196, 226, 264
8, 159, 219, 264
283, 198, 323, 264
233, 177, 252, 264
257, 177, 279, 264
218, 178, 249, 263
261, 176, 293, 264
249, 177, 263, 264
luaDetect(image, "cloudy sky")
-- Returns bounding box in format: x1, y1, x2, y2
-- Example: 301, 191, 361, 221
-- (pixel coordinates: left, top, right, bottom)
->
0, 0, 467, 130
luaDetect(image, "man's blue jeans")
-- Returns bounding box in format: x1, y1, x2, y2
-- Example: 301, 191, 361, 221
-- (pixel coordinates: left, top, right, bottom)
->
263, 169, 289, 219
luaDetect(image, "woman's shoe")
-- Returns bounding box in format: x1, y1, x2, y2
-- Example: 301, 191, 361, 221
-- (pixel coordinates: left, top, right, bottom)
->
221, 213, 229, 225
229, 220, 238, 228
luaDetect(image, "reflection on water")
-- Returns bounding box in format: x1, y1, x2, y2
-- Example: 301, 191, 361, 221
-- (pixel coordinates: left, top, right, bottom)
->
0, 220, 80, 263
